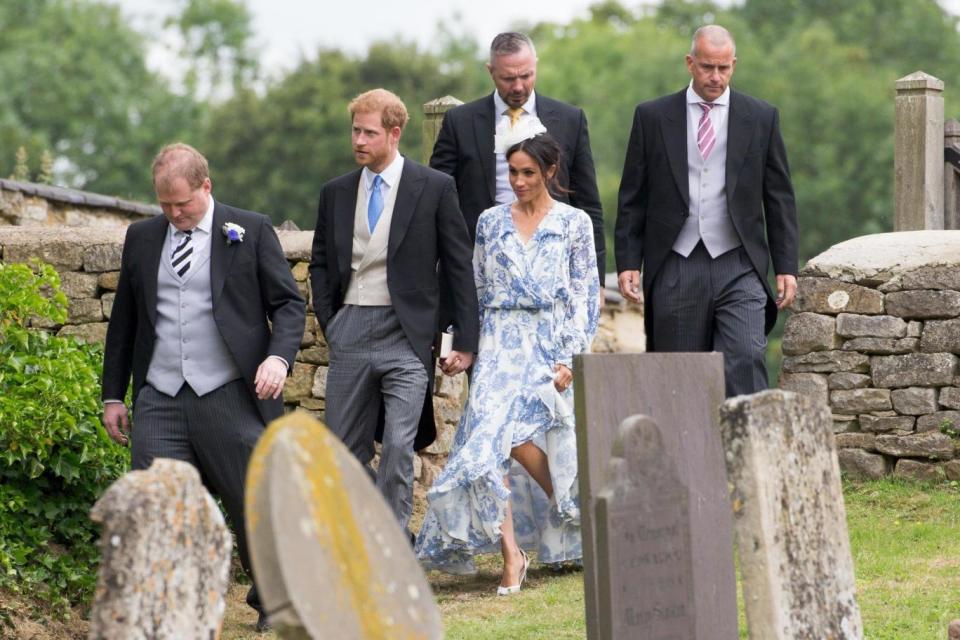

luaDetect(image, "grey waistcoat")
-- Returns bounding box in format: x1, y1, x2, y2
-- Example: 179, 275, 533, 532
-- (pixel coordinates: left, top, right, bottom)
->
672, 118, 741, 258
146, 249, 242, 396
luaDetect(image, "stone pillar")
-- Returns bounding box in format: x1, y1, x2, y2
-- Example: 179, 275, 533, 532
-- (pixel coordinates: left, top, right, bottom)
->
422, 96, 463, 163
894, 71, 944, 231
944, 118, 960, 231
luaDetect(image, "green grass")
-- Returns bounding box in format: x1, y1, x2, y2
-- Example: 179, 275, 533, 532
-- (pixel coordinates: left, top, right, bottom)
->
434, 557, 586, 639
844, 479, 960, 639
220, 479, 960, 639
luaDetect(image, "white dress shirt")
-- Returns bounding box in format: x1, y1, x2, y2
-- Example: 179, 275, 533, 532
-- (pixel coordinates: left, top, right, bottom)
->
166, 195, 215, 279
493, 90, 538, 204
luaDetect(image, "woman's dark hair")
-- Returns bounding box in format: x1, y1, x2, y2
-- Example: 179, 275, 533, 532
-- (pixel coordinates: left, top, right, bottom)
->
506, 132, 570, 198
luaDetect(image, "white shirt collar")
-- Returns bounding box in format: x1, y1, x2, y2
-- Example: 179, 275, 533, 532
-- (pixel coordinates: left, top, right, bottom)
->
686, 82, 730, 107
493, 90, 537, 117
170, 194, 214, 236
362, 153, 404, 191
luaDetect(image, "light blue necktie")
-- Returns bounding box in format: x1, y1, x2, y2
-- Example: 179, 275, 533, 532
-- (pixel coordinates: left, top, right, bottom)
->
367, 174, 384, 233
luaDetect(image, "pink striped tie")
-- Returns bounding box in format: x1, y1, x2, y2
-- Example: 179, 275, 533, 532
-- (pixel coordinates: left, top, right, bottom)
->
697, 102, 716, 159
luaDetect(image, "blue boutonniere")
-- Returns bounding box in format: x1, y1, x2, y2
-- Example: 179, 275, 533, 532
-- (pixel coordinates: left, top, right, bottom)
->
222, 222, 245, 244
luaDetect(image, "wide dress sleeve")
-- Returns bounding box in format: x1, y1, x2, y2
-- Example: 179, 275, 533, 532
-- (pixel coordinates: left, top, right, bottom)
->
556, 209, 600, 368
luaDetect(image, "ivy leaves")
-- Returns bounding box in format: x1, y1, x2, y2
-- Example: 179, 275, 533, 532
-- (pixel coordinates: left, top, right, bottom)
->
0, 261, 129, 609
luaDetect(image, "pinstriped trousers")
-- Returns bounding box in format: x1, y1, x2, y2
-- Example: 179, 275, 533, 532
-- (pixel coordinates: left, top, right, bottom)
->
323, 305, 428, 531
131, 379, 264, 611
651, 242, 768, 397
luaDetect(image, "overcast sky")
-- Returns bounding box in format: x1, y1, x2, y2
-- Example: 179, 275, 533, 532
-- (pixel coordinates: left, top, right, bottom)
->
113, 0, 601, 73
114, 0, 960, 75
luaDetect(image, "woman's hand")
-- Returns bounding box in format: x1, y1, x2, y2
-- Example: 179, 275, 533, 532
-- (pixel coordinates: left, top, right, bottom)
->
553, 363, 572, 392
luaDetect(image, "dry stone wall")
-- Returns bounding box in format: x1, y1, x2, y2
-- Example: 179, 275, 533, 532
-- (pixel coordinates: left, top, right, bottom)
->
781, 230, 960, 482
0, 226, 641, 491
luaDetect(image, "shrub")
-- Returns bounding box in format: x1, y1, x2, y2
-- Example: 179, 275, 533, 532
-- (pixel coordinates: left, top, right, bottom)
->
0, 261, 129, 612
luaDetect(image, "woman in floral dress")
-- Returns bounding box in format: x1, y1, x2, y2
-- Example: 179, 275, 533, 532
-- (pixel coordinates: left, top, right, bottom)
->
416, 119, 600, 594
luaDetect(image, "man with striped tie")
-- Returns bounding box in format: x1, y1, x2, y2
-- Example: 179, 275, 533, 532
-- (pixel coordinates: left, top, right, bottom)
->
615, 25, 799, 397
101, 143, 305, 632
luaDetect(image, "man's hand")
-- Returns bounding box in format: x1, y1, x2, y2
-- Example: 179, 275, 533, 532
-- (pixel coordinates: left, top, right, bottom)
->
617, 270, 642, 303
255, 356, 289, 400
776, 274, 798, 310
103, 402, 130, 445
441, 350, 473, 376
554, 363, 573, 392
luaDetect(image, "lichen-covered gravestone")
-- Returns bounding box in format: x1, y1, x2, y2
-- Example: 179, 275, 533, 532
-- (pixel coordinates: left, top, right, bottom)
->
245, 412, 441, 639
88, 458, 232, 640
720, 390, 863, 640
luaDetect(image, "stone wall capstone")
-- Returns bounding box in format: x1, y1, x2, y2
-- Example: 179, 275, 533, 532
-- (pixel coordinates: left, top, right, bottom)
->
781, 231, 960, 481
0, 178, 158, 228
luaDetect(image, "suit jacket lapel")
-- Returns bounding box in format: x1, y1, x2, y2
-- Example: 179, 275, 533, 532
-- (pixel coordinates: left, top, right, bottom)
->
661, 90, 690, 207
335, 171, 360, 285
537, 95, 561, 138
473, 95, 496, 203
725, 91, 754, 205
388, 161, 425, 259
210, 202, 237, 308
142, 217, 166, 327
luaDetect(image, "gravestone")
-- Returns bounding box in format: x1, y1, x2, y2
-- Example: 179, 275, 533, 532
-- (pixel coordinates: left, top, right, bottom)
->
88, 458, 232, 640
720, 390, 863, 640
594, 415, 694, 639
574, 353, 736, 640
245, 411, 442, 639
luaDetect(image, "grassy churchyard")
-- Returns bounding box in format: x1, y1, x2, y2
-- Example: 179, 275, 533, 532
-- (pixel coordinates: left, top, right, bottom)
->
217, 479, 960, 639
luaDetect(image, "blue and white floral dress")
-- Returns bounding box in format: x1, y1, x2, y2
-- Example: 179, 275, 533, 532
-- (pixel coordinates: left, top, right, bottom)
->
415, 201, 600, 573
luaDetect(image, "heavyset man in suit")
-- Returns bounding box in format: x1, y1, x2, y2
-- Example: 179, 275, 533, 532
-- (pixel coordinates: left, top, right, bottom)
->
430, 31, 607, 285
615, 25, 799, 397
101, 143, 305, 632
310, 89, 479, 535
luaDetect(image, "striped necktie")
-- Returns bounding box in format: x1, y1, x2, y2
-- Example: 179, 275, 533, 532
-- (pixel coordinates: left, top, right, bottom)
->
697, 102, 716, 159
172, 229, 193, 278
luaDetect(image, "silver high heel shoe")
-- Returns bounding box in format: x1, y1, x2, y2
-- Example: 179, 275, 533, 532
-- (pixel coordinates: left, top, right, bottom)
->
497, 548, 529, 596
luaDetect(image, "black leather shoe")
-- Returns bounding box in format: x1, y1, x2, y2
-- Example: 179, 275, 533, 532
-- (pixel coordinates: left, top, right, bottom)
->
255, 611, 272, 633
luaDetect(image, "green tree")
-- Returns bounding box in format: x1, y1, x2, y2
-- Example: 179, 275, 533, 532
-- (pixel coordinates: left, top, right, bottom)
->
203, 39, 488, 229
0, 0, 202, 198
166, 0, 259, 99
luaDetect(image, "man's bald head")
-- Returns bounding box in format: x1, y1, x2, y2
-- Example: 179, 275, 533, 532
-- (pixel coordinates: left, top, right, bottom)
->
686, 25, 737, 102
690, 25, 736, 58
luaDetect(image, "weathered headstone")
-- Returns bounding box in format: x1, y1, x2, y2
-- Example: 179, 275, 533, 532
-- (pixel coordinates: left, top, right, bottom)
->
574, 353, 736, 640
949, 619, 960, 640
594, 415, 694, 639
88, 458, 232, 640
245, 411, 441, 639
720, 390, 863, 640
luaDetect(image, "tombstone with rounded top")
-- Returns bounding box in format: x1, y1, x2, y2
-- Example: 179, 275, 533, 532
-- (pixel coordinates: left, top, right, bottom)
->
594, 415, 695, 640
245, 411, 442, 639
